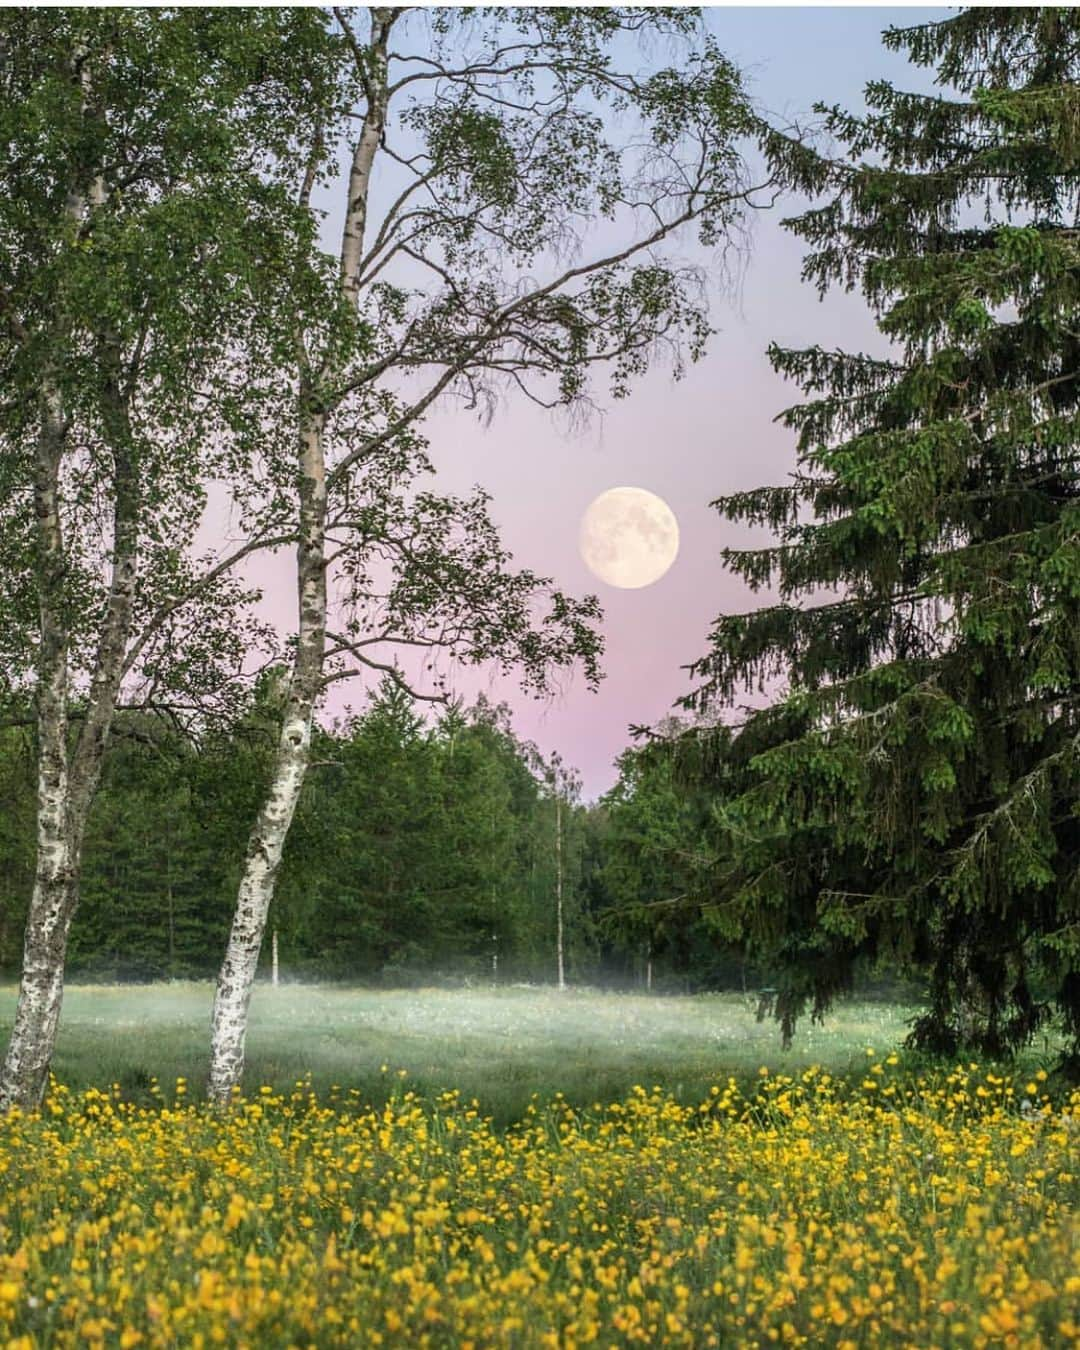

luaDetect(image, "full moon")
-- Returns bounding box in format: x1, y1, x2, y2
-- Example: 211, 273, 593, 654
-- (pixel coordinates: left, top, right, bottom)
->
579, 487, 679, 589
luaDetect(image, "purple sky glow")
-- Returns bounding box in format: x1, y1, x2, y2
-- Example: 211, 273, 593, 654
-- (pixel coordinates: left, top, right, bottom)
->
237, 7, 947, 800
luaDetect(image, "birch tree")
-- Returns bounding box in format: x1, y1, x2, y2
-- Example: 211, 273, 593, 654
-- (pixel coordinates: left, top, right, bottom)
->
207, 4, 791, 1102
541, 751, 582, 992
0, 9, 335, 1108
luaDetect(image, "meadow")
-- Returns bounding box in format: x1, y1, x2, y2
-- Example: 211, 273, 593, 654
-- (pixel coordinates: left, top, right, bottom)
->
0, 987, 1076, 1347
0, 983, 922, 1120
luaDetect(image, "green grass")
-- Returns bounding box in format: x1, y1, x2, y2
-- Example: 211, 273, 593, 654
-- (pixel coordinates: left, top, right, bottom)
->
0, 981, 1065, 1124
0, 981, 932, 1123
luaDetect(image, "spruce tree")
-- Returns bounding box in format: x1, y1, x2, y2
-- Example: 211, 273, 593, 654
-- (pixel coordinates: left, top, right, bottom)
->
684, 8, 1080, 1062
597, 741, 706, 986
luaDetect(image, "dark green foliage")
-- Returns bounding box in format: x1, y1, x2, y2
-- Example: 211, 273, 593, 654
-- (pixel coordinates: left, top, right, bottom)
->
68, 696, 283, 980
279, 687, 595, 982
587, 732, 757, 991
681, 8, 1080, 1063
0, 682, 597, 985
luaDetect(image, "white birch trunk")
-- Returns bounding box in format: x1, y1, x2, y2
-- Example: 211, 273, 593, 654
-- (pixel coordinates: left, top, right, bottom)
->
207, 415, 326, 1107
207, 698, 314, 1104
0, 52, 135, 1112
555, 794, 565, 992
0, 368, 140, 1109
0, 385, 80, 1108
338, 9, 394, 309
0, 576, 75, 1110
271, 928, 279, 987
1, 488, 138, 1108
206, 10, 394, 1107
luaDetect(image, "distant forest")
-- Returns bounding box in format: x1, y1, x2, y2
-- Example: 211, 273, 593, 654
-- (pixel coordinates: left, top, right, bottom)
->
0, 675, 760, 991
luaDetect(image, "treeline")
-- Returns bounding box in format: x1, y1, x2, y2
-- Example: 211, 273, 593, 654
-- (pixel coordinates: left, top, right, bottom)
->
0, 679, 749, 989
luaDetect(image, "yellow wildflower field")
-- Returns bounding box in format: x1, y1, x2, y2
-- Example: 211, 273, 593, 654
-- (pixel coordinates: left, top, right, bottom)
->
0, 1062, 1076, 1348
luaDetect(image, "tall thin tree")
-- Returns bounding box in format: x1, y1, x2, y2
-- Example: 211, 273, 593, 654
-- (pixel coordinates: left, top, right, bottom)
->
207, 5, 800, 1101
0, 9, 335, 1108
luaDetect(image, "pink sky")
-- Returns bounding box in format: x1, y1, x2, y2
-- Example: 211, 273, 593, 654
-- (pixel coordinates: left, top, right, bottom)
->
245, 8, 946, 800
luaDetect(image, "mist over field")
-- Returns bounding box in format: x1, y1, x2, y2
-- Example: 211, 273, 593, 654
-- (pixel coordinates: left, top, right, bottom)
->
0, 983, 918, 1120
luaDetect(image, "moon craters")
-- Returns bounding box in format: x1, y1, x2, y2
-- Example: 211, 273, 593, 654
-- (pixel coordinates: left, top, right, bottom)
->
579, 487, 679, 589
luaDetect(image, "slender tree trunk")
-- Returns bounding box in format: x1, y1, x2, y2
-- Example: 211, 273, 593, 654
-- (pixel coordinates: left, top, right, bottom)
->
0, 401, 74, 1109
0, 366, 116, 1107
166, 853, 175, 975
271, 927, 279, 987
555, 794, 565, 992
206, 10, 394, 1106
1, 536, 138, 1104
0, 336, 140, 1108
207, 411, 327, 1106
164, 809, 176, 974
0, 35, 137, 1111
491, 883, 497, 982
